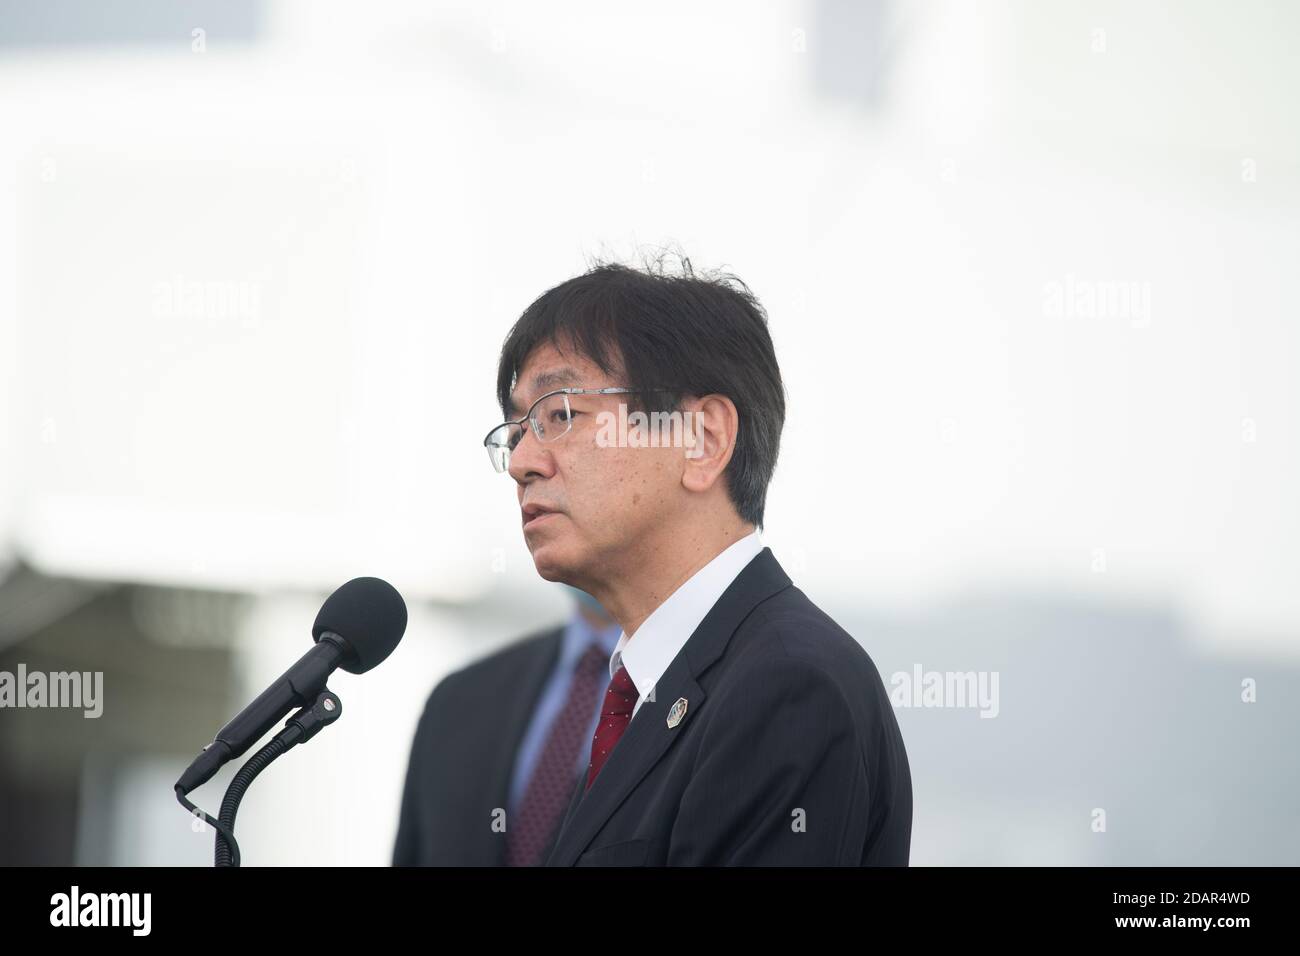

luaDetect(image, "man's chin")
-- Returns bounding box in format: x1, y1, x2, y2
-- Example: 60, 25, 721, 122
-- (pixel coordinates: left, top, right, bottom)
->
527, 539, 580, 584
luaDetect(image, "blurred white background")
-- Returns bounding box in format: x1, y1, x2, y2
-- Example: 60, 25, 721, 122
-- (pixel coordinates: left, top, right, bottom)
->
1, 0, 1296, 865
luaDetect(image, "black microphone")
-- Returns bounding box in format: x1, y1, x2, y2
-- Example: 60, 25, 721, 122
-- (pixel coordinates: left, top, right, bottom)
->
175, 576, 407, 794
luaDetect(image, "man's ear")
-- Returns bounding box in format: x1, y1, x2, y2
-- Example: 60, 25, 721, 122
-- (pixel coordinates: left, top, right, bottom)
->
681, 394, 739, 495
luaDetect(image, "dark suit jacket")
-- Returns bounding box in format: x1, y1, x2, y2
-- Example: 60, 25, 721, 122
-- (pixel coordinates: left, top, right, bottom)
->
392, 623, 568, 866
544, 547, 912, 866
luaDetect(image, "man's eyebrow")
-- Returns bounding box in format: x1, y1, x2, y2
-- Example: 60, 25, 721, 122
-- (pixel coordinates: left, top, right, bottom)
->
508, 367, 582, 416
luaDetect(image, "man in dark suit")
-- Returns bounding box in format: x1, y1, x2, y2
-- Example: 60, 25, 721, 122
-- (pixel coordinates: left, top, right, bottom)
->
392, 588, 621, 866
479, 258, 912, 865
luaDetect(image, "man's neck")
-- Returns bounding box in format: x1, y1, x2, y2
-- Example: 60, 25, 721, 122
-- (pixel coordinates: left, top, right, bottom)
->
600, 522, 756, 639
575, 601, 616, 630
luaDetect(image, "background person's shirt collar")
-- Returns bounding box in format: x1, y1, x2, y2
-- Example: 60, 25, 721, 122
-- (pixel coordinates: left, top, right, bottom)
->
609, 530, 763, 721
560, 607, 622, 671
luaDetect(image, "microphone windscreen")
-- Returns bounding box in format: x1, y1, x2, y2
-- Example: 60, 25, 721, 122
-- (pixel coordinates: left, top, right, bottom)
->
312, 577, 407, 674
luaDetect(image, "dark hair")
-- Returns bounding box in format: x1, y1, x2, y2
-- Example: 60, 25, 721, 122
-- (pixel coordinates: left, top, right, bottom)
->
495, 255, 786, 528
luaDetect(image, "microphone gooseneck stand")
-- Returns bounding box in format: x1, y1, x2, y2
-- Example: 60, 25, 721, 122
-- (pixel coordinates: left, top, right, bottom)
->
172, 576, 407, 867
174, 688, 343, 867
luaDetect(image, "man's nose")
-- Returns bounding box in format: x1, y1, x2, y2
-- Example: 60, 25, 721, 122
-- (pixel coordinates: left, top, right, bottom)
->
507, 425, 555, 483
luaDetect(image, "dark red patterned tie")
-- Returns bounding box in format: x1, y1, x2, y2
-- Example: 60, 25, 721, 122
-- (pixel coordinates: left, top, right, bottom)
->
505, 643, 608, 867
586, 664, 640, 791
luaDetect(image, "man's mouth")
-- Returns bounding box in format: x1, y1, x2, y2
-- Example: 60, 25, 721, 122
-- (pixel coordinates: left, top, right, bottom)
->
522, 503, 561, 530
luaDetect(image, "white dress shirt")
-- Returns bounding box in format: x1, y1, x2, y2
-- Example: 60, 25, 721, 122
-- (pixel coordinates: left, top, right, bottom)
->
608, 530, 764, 722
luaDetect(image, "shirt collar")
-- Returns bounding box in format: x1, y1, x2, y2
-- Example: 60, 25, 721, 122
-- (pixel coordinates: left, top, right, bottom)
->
559, 607, 622, 673
609, 530, 764, 701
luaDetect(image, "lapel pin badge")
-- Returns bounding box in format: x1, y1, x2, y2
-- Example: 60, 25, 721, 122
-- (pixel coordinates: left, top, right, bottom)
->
666, 697, 688, 728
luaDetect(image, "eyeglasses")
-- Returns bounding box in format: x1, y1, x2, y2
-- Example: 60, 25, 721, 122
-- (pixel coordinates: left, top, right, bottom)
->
482, 386, 641, 473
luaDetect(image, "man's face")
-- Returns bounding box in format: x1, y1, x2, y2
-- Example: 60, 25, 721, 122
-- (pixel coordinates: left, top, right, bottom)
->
505, 341, 682, 587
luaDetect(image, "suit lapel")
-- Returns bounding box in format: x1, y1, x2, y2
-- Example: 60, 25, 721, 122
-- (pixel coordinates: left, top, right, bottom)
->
544, 547, 792, 866
482, 626, 563, 865
554, 768, 587, 843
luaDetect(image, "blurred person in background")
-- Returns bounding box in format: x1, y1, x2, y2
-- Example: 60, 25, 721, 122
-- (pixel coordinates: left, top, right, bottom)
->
484, 260, 912, 865
392, 584, 621, 866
